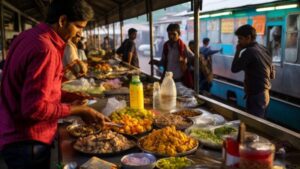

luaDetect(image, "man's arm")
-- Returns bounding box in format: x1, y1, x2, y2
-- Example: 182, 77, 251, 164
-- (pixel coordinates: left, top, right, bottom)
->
206, 48, 220, 56
127, 51, 133, 64
21, 49, 71, 121
21, 49, 109, 125
231, 45, 249, 73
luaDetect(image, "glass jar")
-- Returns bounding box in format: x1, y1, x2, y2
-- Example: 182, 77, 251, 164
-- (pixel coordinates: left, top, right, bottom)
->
239, 141, 275, 169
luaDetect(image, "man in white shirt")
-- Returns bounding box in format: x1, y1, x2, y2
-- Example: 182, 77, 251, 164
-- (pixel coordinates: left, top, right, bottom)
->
63, 33, 88, 80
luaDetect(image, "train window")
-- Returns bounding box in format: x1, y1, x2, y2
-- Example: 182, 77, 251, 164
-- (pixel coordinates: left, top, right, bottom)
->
221, 18, 234, 44
200, 21, 207, 41
267, 26, 282, 62
207, 19, 220, 43
285, 14, 299, 63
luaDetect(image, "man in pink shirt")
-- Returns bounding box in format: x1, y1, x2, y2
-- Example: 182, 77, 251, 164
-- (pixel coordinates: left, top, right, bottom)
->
0, 0, 109, 168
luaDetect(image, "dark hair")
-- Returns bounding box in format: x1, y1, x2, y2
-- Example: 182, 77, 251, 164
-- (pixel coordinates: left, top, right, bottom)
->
202, 37, 210, 44
77, 41, 84, 50
46, 0, 94, 24
167, 23, 181, 35
188, 40, 195, 46
128, 28, 137, 35
235, 24, 257, 40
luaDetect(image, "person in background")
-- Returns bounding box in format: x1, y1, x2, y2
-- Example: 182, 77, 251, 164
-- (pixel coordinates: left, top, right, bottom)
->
188, 40, 213, 94
78, 40, 87, 61
0, 1, 110, 169
231, 24, 273, 118
101, 36, 114, 52
116, 28, 139, 67
63, 34, 88, 80
199, 37, 222, 93
150, 23, 194, 86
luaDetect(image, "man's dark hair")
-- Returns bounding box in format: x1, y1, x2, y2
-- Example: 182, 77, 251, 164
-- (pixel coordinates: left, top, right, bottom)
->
235, 24, 257, 40
188, 40, 195, 46
77, 41, 84, 50
128, 28, 137, 35
46, 0, 94, 24
203, 37, 210, 44
167, 23, 181, 35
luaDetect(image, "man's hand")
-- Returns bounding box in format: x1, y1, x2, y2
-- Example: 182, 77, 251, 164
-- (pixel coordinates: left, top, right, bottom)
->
236, 44, 242, 52
78, 60, 88, 76
149, 59, 159, 65
70, 106, 111, 127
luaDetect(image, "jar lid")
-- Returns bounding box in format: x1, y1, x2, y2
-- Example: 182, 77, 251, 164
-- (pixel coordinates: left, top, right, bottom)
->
249, 142, 274, 151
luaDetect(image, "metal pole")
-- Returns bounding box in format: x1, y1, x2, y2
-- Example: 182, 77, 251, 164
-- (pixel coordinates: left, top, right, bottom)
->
119, 4, 123, 44
93, 22, 97, 48
193, 0, 201, 93
148, 0, 154, 77
120, 21, 123, 43
113, 22, 115, 50
98, 25, 101, 49
0, 1, 6, 60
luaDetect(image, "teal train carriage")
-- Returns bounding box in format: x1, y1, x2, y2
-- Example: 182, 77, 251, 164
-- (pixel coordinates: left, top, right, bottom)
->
190, 0, 300, 131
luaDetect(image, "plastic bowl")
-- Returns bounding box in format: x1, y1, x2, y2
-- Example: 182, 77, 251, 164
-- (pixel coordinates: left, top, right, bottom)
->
121, 153, 156, 169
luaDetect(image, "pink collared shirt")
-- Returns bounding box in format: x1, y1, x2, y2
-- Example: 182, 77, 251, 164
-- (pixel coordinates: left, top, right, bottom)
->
0, 23, 71, 149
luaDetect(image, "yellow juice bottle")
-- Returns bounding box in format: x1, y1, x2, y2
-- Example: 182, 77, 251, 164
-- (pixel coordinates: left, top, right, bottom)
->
130, 75, 144, 110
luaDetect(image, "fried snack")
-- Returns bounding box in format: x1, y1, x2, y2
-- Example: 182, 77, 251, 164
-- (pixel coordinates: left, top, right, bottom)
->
139, 126, 198, 156
110, 107, 154, 135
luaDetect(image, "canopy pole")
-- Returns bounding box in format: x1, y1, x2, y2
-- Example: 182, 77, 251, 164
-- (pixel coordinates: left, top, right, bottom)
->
98, 25, 101, 49
113, 22, 115, 51
193, 0, 201, 93
147, 0, 154, 77
119, 4, 123, 43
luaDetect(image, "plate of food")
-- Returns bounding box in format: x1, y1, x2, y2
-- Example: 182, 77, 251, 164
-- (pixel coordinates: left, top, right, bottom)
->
171, 109, 203, 118
66, 123, 102, 137
110, 107, 154, 136
154, 113, 193, 130
156, 157, 194, 169
73, 130, 136, 155
138, 126, 198, 157
186, 125, 237, 149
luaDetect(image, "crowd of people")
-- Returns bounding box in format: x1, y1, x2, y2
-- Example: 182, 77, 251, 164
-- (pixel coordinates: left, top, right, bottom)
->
0, 0, 274, 168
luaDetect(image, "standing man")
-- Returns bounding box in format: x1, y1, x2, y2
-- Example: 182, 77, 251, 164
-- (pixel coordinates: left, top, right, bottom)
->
149, 23, 194, 87
0, 0, 109, 169
116, 28, 139, 67
231, 24, 273, 118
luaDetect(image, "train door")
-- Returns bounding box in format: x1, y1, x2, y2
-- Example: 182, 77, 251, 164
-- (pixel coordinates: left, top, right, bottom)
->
282, 13, 300, 98
266, 25, 284, 95
267, 26, 283, 64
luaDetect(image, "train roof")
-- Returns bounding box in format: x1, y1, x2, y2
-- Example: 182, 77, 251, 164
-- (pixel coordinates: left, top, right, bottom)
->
201, 0, 281, 13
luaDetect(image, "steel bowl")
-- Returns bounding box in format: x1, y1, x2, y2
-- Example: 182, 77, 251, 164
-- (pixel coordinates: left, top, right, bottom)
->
121, 153, 156, 169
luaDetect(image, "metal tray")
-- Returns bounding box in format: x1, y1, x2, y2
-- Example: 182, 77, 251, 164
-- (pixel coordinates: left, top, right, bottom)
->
66, 123, 102, 137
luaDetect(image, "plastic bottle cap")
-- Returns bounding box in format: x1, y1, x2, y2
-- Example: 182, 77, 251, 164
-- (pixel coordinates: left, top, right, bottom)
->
165, 72, 173, 78
132, 75, 140, 82
153, 82, 160, 89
